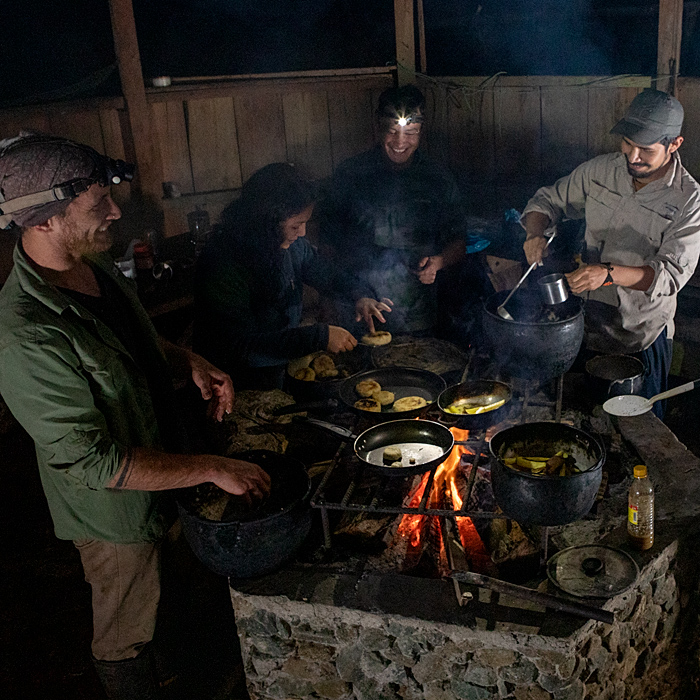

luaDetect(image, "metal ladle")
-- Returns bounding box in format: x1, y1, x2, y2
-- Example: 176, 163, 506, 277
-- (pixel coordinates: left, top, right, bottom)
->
603, 378, 700, 417
497, 233, 556, 321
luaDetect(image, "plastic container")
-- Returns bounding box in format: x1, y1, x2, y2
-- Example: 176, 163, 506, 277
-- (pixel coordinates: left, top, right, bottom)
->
628, 464, 654, 551
187, 207, 211, 256
133, 241, 155, 270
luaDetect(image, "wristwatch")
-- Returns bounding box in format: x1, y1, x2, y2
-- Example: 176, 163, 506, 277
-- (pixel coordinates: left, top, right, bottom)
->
601, 262, 615, 287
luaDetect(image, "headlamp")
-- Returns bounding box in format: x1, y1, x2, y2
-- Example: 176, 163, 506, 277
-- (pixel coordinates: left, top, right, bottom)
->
0, 136, 134, 229
380, 111, 424, 129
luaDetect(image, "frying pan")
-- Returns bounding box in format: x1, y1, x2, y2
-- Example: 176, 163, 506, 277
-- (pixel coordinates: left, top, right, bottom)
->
305, 417, 454, 476
339, 367, 446, 421
437, 380, 512, 430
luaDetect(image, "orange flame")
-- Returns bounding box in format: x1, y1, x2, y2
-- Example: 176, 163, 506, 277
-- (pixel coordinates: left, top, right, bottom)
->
396, 427, 490, 569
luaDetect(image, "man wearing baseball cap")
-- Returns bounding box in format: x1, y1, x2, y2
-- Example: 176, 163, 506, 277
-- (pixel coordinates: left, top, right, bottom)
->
0, 132, 270, 698
520, 90, 700, 417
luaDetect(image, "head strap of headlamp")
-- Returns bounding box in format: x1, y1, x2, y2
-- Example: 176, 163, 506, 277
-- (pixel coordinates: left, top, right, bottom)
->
0, 134, 134, 229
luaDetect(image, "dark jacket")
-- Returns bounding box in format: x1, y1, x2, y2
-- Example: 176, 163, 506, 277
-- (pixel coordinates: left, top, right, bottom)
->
317, 146, 468, 333
193, 228, 370, 389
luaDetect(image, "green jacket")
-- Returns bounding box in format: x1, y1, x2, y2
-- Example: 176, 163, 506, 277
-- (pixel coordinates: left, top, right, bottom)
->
0, 243, 172, 543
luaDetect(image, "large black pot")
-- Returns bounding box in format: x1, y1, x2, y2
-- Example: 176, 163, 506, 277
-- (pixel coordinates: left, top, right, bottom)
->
489, 422, 605, 526
177, 451, 312, 578
483, 290, 584, 381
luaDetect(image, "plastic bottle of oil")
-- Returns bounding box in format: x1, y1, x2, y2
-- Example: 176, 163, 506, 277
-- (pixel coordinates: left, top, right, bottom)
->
628, 465, 654, 550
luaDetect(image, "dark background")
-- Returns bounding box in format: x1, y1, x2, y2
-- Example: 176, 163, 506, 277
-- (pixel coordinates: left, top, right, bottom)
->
2, 0, 700, 107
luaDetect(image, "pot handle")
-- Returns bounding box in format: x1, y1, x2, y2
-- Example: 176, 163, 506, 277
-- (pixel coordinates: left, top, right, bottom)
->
302, 416, 357, 441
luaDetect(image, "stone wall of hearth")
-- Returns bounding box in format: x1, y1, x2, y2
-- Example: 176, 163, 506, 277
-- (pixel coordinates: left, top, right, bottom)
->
230, 541, 688, 700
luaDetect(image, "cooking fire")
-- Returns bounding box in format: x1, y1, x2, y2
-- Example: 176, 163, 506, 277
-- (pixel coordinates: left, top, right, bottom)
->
394, 427, 492, 576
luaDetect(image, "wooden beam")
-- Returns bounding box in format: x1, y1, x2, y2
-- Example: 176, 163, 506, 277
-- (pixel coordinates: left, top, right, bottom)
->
657, 0, 683, 95
416, 0, 427, 74
107, 0, 163, 204
394, 0, 415, 86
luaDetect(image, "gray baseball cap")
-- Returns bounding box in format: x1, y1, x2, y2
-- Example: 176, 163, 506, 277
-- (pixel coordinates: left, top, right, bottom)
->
610, 89, 684, 146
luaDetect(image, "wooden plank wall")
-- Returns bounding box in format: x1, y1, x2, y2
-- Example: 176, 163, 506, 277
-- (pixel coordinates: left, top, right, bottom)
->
418, 76, 659, 186
3, 74, 700, 241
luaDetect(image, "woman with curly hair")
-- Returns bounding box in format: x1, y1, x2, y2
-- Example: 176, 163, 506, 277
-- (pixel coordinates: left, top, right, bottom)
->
194, 162, 391, 389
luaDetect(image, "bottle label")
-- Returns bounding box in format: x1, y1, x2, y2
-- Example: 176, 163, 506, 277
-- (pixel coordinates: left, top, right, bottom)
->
628, 505, 638, 525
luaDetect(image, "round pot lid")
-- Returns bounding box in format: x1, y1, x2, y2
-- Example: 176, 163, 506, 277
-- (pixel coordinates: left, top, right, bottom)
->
547, 545, 639, 598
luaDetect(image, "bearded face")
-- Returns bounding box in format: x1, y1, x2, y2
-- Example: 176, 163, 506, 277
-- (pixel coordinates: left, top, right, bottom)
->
54, 184, 121, 257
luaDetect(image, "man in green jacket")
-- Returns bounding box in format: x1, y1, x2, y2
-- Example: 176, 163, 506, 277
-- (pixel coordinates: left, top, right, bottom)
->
0, 133, 270, 699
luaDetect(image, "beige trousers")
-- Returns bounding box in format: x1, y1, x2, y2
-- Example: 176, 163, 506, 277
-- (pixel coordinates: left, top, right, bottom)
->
74, 538, 161, 662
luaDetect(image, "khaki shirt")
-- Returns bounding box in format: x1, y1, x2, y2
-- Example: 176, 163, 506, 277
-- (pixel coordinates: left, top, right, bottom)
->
522, 152, 700, 353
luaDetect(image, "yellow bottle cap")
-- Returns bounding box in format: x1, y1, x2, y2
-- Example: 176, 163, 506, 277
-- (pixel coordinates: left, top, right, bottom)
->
633, 465, 647, 478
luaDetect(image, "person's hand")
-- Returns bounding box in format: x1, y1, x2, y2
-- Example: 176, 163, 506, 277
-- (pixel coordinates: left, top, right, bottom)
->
187, 351, 234, 422
415, 255, 444, 284
211, 458, 272, 501
523, 236, 549, 266
354, 297, 393, 333
327, 325, 357, 353
565, 265, 609, 293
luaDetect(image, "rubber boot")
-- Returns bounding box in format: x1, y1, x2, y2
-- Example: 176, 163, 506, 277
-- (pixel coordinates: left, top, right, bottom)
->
92, 650, 159, 700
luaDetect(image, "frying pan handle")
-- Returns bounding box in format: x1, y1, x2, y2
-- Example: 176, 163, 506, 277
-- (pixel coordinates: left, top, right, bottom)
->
271, 399, 338, 416
302, 416, 356, 441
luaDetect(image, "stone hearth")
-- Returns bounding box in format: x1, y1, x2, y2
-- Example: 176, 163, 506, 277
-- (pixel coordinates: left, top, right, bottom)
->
226, 387, 700, 700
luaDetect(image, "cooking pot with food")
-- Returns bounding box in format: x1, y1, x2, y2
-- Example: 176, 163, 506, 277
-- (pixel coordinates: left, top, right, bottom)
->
489, 422, 605, 526
177, 451, 312, 578
483, 290, 584, 382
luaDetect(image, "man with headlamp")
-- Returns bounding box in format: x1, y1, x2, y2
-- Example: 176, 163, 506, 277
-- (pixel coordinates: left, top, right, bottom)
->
318, 85, 489, 341
0, 132, 270, 698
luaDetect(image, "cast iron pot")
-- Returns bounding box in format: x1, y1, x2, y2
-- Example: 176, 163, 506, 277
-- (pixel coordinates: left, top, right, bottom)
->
585, 354, 644, 403
437, 379, 513, 430
489, 422, 605, 526
483, 290, 584, 382
177, 451, 312, 578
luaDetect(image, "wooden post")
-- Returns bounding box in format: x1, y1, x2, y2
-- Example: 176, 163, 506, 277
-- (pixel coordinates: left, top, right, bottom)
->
657, 0, 683, 95
416, 0, 427, 74
107, 0, 163, 204
394, 0, 416, 86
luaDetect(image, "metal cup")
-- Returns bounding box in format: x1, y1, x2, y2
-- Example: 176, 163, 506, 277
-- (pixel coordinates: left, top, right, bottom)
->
538, 273, 569, 305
